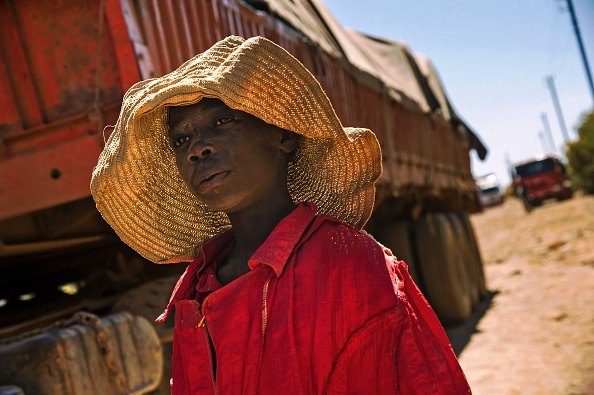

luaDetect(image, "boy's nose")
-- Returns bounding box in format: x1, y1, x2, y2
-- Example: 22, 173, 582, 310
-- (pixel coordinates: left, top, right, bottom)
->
188, 142, 215, 163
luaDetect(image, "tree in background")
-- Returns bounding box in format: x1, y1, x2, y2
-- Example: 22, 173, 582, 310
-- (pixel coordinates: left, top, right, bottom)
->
567, 109, 594, 194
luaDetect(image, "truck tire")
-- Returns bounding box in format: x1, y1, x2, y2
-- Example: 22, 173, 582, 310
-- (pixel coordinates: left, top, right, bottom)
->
111, 275, 181, 395
412, 213, 472, 325
457, 212, 488, 299
375, 220, 421, 286
447, 214, 479, 308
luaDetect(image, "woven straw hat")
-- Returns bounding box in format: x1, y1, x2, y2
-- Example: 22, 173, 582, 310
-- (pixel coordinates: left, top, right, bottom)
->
91, 36, 382, 263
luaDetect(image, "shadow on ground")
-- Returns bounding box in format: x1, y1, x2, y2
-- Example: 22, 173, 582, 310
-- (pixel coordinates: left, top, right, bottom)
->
445, 290, 499, 357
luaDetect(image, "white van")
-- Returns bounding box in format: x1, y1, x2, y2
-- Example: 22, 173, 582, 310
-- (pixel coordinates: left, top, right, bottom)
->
476, 173, 505, 207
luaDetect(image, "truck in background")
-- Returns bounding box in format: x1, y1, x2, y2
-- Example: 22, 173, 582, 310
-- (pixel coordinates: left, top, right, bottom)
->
476, 173, 505, 208
513, 154, 573, 212
0, 0, 488, 393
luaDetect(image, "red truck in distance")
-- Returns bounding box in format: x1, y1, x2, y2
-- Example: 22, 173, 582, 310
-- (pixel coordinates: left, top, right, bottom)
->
513, 155, 573, 212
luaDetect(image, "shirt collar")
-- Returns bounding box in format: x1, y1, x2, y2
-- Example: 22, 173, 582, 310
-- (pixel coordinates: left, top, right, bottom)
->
156, 202, 317, 322
157, 229, 235, 321
248, 202, 317, 276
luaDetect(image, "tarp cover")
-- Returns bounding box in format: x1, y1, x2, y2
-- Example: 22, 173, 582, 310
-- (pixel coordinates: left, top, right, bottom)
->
252, 0, 487, 158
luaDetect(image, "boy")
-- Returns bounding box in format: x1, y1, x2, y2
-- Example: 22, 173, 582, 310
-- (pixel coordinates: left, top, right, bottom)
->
91, 35, 471, 394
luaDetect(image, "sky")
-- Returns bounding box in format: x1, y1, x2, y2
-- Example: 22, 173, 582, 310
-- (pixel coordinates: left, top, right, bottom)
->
324, 0, 594, 187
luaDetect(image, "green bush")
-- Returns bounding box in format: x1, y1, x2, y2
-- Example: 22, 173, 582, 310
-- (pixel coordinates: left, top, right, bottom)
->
567, 109, 594, 194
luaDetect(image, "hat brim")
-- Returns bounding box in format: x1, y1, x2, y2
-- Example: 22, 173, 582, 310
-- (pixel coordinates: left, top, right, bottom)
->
91, 36, 382, 263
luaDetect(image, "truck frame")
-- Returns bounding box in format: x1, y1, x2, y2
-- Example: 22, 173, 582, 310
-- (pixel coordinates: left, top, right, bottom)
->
0, 0, 488, 393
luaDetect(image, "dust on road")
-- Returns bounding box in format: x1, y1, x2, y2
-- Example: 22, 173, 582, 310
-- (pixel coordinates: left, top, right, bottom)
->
448, 193, 594, 395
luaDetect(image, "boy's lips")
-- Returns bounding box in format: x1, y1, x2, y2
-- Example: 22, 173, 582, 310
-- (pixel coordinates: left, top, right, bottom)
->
197, 171, 229, 193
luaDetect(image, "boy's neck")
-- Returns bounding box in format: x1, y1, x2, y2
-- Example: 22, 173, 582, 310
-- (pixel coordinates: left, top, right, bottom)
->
218, 190, 296, 285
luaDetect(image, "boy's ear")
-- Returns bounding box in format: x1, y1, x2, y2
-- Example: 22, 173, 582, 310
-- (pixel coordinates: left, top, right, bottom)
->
279, 129, 299, 154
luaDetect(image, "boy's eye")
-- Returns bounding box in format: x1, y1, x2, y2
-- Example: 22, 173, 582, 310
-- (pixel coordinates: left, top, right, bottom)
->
172, 135, 190, 148
215, 116, 234, 126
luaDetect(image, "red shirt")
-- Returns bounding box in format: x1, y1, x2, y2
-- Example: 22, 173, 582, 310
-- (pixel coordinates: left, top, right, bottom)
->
158, 203, 471, 394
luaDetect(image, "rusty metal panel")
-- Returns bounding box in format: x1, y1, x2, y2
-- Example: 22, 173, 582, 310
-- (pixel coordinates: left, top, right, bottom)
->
175, 1, 197, 58
183, 0, 208, 54
0, 0, 123, 128
136, 1, 163, 77
0, 0, 43, 130
0, 312, 162, 395
0, 56, 21, 136
0, 134, 105, 220
0, 0, 138, 221
0, 0, 478, 222
105, 0, 142, 92
132, 0, 290, 74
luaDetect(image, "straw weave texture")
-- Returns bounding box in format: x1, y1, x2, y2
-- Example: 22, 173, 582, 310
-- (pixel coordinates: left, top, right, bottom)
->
91, 36, 382, 263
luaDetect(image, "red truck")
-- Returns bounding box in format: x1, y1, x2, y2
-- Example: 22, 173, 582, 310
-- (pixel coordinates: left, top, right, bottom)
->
0, 0, 488, 393
514, 154, 573, 212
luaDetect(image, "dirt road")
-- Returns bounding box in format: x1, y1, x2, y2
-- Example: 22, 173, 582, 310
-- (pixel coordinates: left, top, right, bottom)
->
446, 193, 594, 394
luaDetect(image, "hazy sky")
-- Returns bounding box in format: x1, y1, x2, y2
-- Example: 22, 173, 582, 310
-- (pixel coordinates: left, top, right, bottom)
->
324, 0, 594, 187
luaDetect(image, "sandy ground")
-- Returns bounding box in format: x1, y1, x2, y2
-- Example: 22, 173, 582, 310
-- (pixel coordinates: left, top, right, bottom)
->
446, 193, 594, 395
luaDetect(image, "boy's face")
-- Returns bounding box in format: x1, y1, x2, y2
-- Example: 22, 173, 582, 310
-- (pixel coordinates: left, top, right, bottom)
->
167, 99, 294, 214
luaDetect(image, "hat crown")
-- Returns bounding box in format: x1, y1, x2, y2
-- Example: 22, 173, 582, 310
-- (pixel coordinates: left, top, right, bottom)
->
91, 36, 381, 263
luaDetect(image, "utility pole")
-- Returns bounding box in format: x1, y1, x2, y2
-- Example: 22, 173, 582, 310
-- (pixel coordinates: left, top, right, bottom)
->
538, 131, 549, 153
504, 152, 513, 172
504, 152, 516, 184
546, 75, 570, 143
541, 112, 556, 154
565, 0, 594, 104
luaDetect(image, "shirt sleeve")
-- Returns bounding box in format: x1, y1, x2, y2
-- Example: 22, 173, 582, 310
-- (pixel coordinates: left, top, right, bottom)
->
322, 259, 472, 395
393, 260, 472, 394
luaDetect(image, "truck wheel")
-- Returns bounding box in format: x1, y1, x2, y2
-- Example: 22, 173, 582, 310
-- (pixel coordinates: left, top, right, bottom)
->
558, 191, 573, 201
111, 275, 181, 395
413, 214, 472, 325
447, 214, 479, 308
457, 212, 488, 299
375, 220, 421, 287
522, 198, 533, 213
